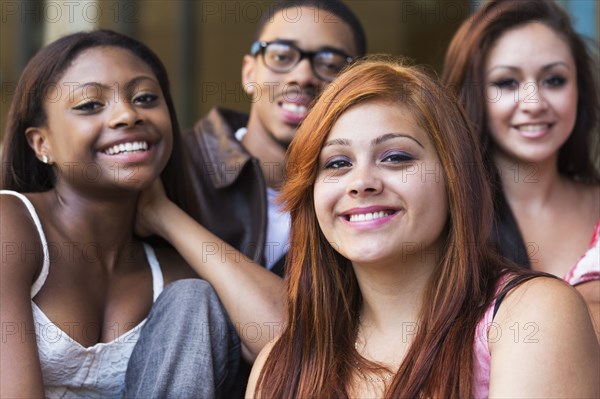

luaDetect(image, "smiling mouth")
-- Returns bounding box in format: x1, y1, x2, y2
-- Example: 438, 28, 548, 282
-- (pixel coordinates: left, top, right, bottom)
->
514, 123, 551, 131
280, 102, 308, 116
103, 141, 149, 155
346, 210, 396, 222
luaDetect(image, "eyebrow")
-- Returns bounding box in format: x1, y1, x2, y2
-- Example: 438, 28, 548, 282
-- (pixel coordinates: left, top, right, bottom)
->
323, 133, 424, 149
73, 76, 158, 94
487, 61, 572, 75
124, 76, 160, 96
269, 39, 350, 55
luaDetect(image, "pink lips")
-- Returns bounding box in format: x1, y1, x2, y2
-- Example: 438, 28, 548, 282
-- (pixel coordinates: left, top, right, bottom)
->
97, 137, 156, 165
280, 103, 308, 125
513, 123, 553, 139
98, 147, 155, 164
278, 93, 313, 125
340, 206, 399, 230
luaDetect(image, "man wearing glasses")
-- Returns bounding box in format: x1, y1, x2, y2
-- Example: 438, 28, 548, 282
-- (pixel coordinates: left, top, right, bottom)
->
184, 0, 366, 277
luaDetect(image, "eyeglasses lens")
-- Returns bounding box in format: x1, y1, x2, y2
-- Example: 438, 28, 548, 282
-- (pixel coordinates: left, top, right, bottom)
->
263, 43, 348, 81
263, 43, 300, 72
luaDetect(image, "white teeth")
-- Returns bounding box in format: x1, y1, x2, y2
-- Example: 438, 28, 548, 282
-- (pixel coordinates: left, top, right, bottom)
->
517, 124, 549, 131
104, 141, 149, 155
281, 103, 308, 115
348, 211, 392, 222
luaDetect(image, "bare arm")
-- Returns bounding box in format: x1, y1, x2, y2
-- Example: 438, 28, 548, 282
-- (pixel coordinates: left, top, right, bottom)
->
489, 277, 599, 398
137, 181, 285, 362
245, 339, 277, 398
575, 280, 600, 343
0, 195, 46, 398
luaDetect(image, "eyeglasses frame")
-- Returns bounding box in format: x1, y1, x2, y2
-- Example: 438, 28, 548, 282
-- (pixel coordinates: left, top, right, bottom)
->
250, 40, 354, 81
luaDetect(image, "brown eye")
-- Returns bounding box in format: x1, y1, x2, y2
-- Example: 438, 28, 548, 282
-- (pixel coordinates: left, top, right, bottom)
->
73, 101, 102, 112
325, 158, 352, 169
544, 76, 566, 88
133, 94, 158, 104
492, 78, 519, 90
381, 152, 413, 163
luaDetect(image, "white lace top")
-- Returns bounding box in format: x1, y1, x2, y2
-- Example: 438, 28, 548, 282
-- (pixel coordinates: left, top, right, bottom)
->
1, 190, 164, 399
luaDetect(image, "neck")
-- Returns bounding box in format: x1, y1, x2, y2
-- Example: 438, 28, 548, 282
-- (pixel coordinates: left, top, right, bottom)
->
494, 150, 563, 208
243, 115, 288, 189
351, 256, 434, 377
354, 254, 436, 333
48, 185, 140, 265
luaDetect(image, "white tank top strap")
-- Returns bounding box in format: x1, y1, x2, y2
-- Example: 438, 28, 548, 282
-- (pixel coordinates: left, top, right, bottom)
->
0, 190, 50, 299
1, 190, 164, 301
142, 243, 164, 301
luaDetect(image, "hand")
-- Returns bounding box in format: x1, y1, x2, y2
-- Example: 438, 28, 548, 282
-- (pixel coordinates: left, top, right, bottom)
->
135, 179, 171, 237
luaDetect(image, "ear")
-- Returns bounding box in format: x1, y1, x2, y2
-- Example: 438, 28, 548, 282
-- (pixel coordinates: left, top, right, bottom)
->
25, 126, 53, 164
241, 54, 257, 96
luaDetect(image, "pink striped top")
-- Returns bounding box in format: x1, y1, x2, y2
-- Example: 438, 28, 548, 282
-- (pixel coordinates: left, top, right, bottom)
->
563, 220, 600, 286
472, 276, 507, 399
472, 220, 600, 398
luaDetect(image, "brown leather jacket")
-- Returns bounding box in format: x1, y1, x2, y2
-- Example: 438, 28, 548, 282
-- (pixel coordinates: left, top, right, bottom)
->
183, 107, 278, 272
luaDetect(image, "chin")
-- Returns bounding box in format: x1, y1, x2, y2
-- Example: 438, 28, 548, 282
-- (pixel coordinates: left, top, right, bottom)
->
343, 248, 390, 266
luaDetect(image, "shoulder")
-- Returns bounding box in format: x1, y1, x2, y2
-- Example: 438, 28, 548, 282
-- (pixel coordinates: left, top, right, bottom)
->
495, 276, 591, 330
245, 337, 278, 398
488, 276, 599, 397
1, 192, 45, 299
1, 192, 44, 250
185, 107, 250, 169
190, 107, 248, 139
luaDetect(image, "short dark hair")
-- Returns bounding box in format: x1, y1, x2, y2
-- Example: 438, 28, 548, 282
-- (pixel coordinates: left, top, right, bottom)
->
254, 0, 367, 57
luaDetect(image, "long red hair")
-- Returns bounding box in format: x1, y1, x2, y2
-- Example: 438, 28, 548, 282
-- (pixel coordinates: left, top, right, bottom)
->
256, 57, 531, 398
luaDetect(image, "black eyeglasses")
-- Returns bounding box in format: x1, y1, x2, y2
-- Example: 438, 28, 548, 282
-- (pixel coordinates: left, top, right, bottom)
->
250, 41, 354, 82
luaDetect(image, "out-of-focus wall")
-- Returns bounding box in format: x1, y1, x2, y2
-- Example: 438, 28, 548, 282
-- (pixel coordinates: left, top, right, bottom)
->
0, 0, 473, 141
1, 0, 597, 143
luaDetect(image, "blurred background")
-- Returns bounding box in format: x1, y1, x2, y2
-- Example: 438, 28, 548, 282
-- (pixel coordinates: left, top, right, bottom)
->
1, 0, 598, 141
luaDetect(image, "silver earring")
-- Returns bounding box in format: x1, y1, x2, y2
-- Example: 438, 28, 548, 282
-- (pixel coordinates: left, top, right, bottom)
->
42, 155, 49, 164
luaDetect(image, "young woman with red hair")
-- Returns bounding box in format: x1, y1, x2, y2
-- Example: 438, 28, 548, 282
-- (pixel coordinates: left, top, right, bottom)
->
245, 57, 599, 398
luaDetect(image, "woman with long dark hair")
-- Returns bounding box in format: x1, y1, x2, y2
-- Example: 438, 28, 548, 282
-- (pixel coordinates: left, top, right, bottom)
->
0, 30, 281, 398
442, 0, 600, 339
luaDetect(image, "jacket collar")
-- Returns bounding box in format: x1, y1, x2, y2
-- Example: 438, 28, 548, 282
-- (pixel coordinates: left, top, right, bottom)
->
193, 107, 252, 188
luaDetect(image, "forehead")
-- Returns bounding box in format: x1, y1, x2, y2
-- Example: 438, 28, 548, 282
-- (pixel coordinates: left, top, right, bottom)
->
486, 22, 573, 67
259, 6, 357, 55
327, 100, 430, 144
59, 46, 156, 84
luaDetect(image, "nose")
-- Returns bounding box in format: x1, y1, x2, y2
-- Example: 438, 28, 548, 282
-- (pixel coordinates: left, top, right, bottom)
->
286, 58, 322, 90
108, 100, 143, 129
346, 164, 383, 197
518, 81, 548, 114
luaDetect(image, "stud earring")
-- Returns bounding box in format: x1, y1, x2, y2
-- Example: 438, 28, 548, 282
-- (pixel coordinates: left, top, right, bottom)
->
42, 154, 49, 164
